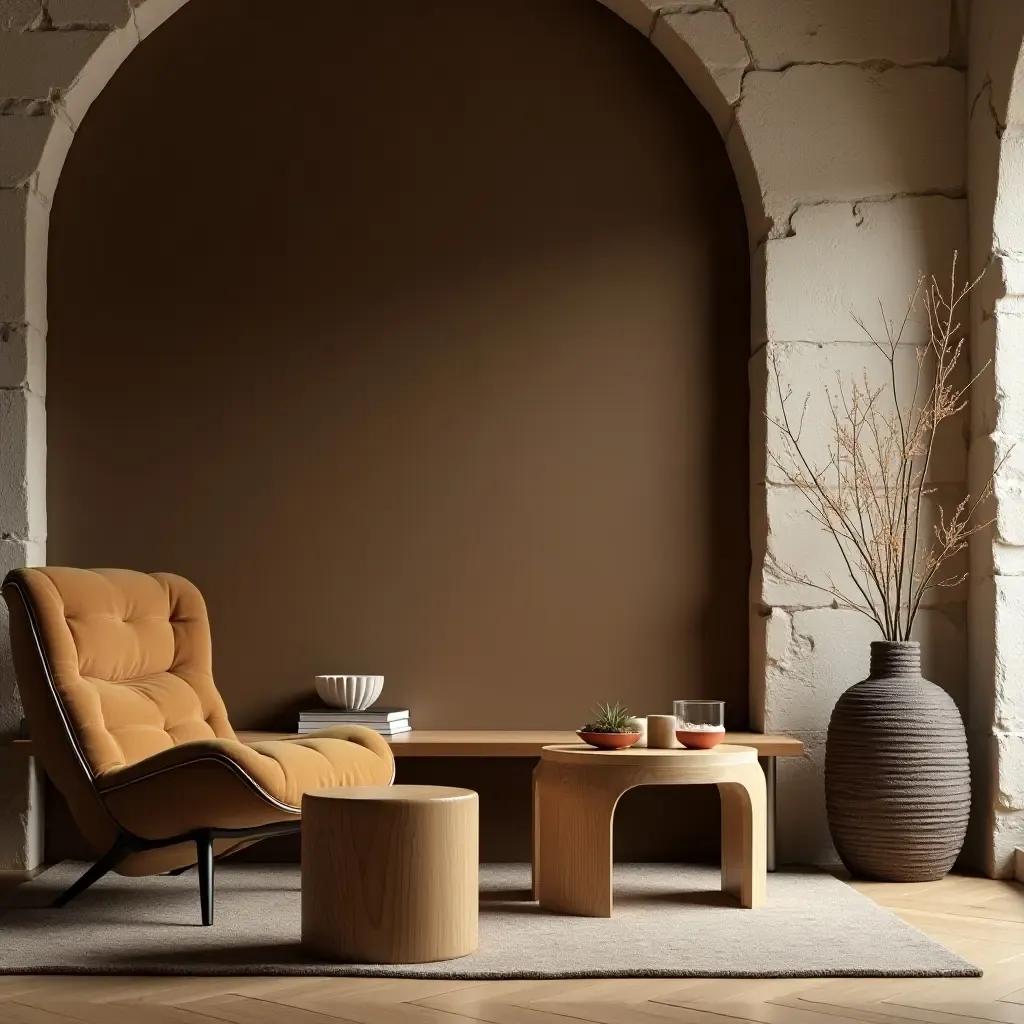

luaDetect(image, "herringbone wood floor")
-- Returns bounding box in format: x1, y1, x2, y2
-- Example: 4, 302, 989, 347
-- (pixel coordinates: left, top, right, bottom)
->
1, 874, 1022, 1023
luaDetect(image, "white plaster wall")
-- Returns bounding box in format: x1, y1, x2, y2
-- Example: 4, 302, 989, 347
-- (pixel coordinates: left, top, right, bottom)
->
0, 0, 995, 872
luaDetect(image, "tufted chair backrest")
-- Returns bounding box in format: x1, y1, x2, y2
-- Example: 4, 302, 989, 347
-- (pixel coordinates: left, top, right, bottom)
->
3, 567, 236, 778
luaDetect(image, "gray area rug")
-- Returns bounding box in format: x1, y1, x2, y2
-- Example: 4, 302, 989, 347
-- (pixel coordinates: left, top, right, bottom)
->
0, 862, 978, 978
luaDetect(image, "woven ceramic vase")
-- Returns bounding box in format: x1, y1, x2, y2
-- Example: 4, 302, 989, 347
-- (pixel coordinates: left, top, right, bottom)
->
825, 640, 970, 882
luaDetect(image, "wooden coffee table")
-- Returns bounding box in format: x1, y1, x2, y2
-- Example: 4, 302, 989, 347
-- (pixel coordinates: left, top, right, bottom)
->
532, 744, 766, 916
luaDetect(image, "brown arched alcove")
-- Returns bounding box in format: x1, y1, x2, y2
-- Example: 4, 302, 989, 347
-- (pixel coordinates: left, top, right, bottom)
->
46, 0, 748, 860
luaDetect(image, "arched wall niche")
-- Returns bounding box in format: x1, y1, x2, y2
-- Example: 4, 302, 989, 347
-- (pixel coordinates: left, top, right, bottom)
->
0, 0, 973, 873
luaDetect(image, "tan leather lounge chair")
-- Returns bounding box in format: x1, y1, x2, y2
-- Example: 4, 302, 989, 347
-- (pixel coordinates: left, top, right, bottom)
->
2, 567, 395, 925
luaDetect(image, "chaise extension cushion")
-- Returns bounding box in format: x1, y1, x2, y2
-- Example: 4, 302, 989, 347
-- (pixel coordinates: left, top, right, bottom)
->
2, 567, 394, 876
98, 729, 394, 839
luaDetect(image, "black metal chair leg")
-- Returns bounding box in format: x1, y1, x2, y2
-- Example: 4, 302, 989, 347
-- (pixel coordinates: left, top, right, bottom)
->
196, 831, 214, 926
53, 839, 127, 908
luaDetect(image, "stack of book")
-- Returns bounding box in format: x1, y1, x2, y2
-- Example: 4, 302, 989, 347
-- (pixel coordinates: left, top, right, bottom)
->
297, 706, 411, 736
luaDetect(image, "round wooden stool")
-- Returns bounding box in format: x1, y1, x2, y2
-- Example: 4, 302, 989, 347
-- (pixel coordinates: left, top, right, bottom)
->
301, 785, 478, 964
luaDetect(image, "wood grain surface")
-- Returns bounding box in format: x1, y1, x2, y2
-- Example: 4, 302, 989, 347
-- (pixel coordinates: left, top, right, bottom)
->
301, 785, 478, 964
533, 745, 765, 915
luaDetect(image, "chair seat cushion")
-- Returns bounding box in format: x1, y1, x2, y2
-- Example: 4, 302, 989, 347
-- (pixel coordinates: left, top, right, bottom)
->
97, 726, 395, 843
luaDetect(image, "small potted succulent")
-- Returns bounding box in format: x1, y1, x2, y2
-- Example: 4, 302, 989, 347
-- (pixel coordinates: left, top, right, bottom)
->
578, 702, 642, 750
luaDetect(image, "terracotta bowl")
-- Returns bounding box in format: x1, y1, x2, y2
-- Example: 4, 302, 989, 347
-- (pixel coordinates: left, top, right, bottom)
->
577, 730, 641, 750
675, 730, 725, 750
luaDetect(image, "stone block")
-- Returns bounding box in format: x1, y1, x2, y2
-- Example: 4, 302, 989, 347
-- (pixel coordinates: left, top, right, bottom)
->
737, 67, 965, 235
0, 29, 106, 100
760, 338, 968, 486
994, 129, 1024, 257
762, 605, 968, 735
967, 436, 1024, 575
652, 10, 748, 136
764, 482, 970, 610
0, 187, 48, 329
776, 730, 837, 866
724, 0, 949, 69
994, 732, 1024, 811
749, 604, 790, 731
0, 388, 45, 541
48, 0, 133, 29
994, 481, 1024, 555
970, 0, 1024, 130
974, 256, 1024, 325
0, 115, 52, 190
0, 535, 44, 738
131, 0, 190, 41
0, 322, 45, 395
0, 534, 43, 578
0, 114, 72, 203
0, 747, 43, 871
765, 197, 968, 345
975, 435, 1024, 556
991, 540, 1024, 579
989, 808, 1024, 878
0, 0, 42, 31
993, 576, 1024, 731
763, 605, 792, 664
976, 257, 1005, 325
61, 25, 138, 129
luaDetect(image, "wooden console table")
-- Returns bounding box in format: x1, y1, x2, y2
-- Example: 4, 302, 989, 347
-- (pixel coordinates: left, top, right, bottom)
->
12, 729, 802, 870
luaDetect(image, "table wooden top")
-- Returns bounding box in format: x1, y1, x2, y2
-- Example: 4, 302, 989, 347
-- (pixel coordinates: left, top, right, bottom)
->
540, 742, 759, 767
306, 784, 478, 803
11, 729, 802, 758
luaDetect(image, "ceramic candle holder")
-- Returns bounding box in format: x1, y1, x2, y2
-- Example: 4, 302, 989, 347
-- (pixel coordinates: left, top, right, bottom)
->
646, 714, 681, 749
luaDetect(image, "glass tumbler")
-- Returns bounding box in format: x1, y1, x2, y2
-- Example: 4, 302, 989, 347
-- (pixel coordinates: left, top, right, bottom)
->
673, 700, 725, 749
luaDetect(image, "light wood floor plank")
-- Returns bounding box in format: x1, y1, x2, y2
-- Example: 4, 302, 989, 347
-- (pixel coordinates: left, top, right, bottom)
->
0, 1004, 103, 1024
14, 997, 227, 1023
169, 994, 364, 1024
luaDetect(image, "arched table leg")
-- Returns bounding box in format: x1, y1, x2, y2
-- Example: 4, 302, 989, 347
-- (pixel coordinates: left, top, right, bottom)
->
533, 745, 767, 915
535, 759, 619, 917
718, 762, 767, 908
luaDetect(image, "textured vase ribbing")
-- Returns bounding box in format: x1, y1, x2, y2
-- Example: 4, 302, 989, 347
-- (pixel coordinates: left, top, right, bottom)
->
825, 641, 970, 882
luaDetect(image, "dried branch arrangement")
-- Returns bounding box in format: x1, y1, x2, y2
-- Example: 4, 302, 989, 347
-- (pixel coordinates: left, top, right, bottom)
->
766, 254, 1003, 641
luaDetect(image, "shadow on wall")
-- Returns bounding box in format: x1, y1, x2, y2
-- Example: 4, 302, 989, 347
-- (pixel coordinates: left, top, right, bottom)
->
46, 0, 750, 731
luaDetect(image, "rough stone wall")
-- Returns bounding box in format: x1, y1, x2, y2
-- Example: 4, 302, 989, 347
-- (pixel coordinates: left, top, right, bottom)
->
967, 0, 1024, 878
619, 0, 968, 865
0, 0, 1003, 872
0, 0, 188, 871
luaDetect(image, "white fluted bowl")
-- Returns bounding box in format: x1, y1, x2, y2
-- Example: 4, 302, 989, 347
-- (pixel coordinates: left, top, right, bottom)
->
314, 675, 384, 710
